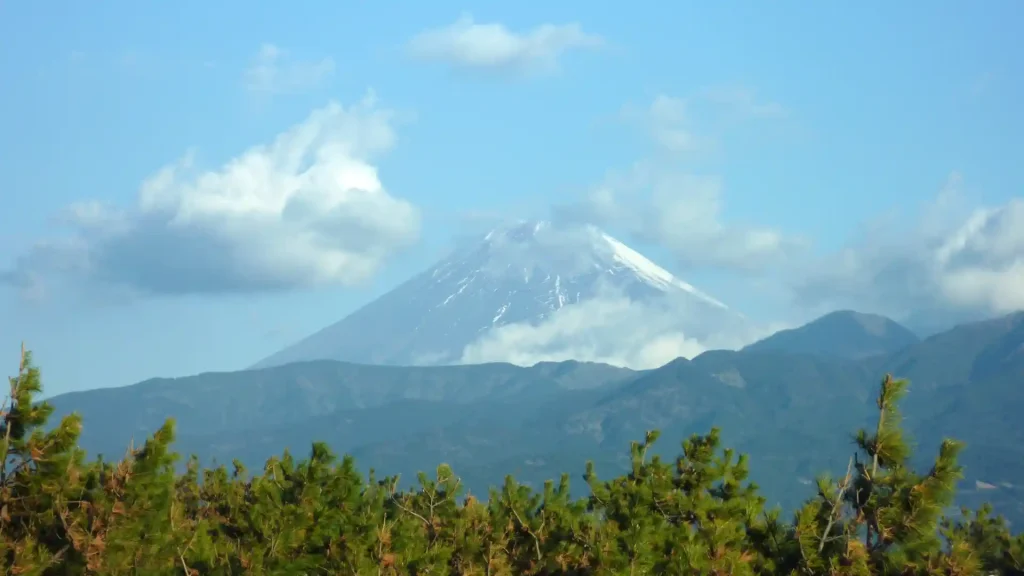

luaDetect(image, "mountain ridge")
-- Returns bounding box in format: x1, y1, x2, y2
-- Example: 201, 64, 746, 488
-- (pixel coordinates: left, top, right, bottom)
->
742, 310, 920, 359
44, 309, 1024, 524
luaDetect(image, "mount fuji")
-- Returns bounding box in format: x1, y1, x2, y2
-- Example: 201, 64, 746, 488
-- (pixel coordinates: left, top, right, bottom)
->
252, 220, 742, 370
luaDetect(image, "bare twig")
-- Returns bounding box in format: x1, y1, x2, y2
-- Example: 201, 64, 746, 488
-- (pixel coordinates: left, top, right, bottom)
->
871, 374, 891, 479
505, 484, 543, 563
819, 456, 854, 552
390, 487, 430, 528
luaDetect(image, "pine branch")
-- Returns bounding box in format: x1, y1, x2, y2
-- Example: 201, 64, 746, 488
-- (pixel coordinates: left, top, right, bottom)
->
871, 374, 892, 480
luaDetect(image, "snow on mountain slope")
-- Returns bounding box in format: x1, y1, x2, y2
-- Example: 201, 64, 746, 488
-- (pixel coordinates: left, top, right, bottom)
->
600, 232, 726, 307
252, 220, 738, 369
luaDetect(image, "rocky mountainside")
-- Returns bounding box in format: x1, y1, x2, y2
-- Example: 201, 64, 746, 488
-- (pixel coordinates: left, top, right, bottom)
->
253, 220, 736, 369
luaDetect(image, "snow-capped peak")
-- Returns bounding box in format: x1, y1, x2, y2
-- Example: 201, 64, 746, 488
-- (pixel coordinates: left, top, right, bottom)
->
253, 219, 734, 370
598, 232, 728, 309
472, 220, 728, 310
483, 219, 549, 242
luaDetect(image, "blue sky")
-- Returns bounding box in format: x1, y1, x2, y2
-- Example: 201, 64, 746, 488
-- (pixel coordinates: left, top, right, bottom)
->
1, 1, 1022, 396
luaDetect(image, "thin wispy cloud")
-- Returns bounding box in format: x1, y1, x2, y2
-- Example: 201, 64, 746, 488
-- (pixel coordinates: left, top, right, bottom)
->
243, 43, 335, 95
577, 92, 1024, 321
582, 90, 1023, 323
625, 95, 704, 154
558, 92, 806, 275
970, 73, 992, 97
699, 86, 788, 119
407, 15, 603, 75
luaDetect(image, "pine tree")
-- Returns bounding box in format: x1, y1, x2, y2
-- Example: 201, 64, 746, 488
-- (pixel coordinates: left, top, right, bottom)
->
0, 345, 86, 574
787, 374, 976, 575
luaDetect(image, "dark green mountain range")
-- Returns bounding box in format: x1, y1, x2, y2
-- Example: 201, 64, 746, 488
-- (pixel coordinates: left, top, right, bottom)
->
45, 310, 1024, 525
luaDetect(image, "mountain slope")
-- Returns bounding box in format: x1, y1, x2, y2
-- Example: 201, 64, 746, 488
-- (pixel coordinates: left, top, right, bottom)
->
46, 359, 635, 462
252, 220, 733, 369
742, 310, 919, 359
875, 311, 1024, 392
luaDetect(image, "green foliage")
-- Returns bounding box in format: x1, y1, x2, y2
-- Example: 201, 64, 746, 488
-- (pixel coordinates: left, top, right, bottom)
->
2, 347, 1021, 575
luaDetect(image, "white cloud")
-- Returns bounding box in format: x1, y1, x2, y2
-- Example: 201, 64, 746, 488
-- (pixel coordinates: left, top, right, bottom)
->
3, 95, 420, 296
795, 172, 1024, 317
558, 93, 804, 274
622, 95, 702, 154
460, 293, 785, 369
583, 166, 802, 273
407, 15, 603, 74
244, 44, 335, 95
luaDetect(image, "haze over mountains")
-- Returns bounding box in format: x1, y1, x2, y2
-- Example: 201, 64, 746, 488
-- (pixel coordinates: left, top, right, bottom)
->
47, 308, 1024, 527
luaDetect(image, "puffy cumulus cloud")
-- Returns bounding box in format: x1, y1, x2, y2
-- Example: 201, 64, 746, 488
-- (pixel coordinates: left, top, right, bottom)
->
460, 289, 785, 370
3, 96, 421, 297
407, 15, 603, 75
556, 93, 805, 275
243, 44, 335, 95
795, 173, 1024, 317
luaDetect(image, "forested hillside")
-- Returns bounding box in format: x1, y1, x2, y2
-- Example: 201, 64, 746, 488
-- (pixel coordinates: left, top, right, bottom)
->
4, 347, 1024, 574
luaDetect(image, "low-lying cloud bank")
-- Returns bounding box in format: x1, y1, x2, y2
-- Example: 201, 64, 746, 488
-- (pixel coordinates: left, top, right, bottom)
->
460, 291, 788, 370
